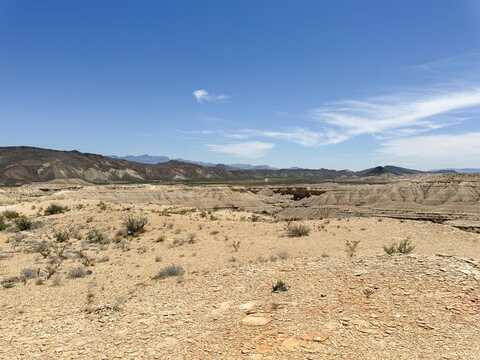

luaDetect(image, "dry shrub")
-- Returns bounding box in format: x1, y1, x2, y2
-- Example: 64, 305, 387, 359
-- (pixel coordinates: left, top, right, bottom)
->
286, 223, 311, 237
384, 239, 415, 255
15, 216, 33, 231
152, 264, 185, 280
124, 215, 148, 236
2, 210, 19, 220
53, 227, 72, 243
345, 239, 360, 258
44, 203, 69, 216
86, 229, 108, 244
272, 280, 289, 293
67, 266, 90, 279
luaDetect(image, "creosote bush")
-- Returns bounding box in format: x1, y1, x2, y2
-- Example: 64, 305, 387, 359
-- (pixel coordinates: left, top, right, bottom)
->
272, 280, 289, 293
0, 216, 9, 231
286, 223, 311, 237
53, 227, 71, 243
124, 215, 148, 236
152, 264, 185, 280
44, 203, 69, 216
86, 229, 108, 244
384, 239, 415, 255
15, 216, 33, 231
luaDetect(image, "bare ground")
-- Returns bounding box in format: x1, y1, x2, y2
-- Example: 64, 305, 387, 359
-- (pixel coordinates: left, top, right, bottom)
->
1, 181, 480, 359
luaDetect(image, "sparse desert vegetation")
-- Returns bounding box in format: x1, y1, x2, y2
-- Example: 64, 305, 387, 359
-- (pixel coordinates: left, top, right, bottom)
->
383, 238, 416, 255
123, 214, 148, 236
286, 223, 311, 237
14, 216, 33, 231
0, 178, 479, 358
152, 264, 185, 280
3, 2, 479, 357
44, 203, 69, 216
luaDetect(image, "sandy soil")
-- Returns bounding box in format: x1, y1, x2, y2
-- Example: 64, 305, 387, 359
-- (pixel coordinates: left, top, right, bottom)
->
1, 183, 480, 359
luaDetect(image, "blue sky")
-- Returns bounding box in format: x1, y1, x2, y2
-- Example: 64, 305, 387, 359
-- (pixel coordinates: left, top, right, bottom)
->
1, 0, 480, 170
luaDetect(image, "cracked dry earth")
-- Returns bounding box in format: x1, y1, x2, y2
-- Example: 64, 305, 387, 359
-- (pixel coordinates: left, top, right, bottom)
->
0, 186, 480, 359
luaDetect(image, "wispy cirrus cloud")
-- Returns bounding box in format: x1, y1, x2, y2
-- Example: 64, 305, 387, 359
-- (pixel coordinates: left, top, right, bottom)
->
378, 132, 480, 168
207, 141, 274, 158
193, 89, 229, 103
230, 128, 331, 146
311, 88, 480, 143
194, 86, 480, 152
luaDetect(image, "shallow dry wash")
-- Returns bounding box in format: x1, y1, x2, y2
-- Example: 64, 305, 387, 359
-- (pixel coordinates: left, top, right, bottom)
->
0, 181, 480, 359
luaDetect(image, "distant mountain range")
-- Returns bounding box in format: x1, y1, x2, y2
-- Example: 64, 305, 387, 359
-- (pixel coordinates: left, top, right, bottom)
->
110, 154, 170, 164
110, 154, 277, 170
439, 168, 480, 174
0, 146, 455, 186
357, 165, 423, 177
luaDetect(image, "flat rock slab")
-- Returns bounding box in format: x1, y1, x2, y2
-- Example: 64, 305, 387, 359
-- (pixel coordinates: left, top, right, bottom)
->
241, 315, 271, 326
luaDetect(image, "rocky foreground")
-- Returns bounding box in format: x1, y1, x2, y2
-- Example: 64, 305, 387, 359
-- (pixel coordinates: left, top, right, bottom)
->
0, 182, 480, 359
1, 255, 480, 359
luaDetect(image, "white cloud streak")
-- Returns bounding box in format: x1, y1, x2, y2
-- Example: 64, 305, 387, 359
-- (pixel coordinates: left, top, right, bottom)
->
207, 141, 274, 158
311, 88, 480, 143
379, 132, 480, 168
233, 128, 329, 146
193, 89, 229, 103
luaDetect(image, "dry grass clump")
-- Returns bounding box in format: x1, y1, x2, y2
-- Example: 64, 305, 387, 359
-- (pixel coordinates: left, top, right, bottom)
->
2, 210, 19, 220
21, 267, 39, 280
53, 227, 72, 243
97, 201, 107, 211
44, 203, 69, 216
67, 266, 90, 279
124, 215, 148, 236
170, 233, 196, 247
86, 229, 109, 244
14, 216, 33, 231
286, 223, 311, 237
384, 239, 415, 255
152, 264, 185, 280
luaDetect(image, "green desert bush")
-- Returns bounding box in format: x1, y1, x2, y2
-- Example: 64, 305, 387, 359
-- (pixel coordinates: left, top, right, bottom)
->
44, 203, 69, 216
15, 216, 33, 231
272, 280, 289, 293
124, 215, 148, 236
383, 243, 397, 256
384, 239, 415, 255
0, 216, 9, 231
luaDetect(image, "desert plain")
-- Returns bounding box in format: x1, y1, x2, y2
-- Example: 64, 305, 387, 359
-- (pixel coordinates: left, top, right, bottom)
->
1, 174, 480, 359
